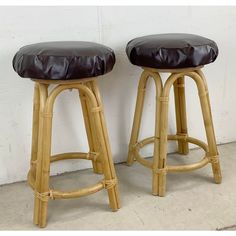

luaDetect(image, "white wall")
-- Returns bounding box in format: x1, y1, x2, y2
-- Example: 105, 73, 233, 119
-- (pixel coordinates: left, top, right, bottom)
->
0, 6, 236, 185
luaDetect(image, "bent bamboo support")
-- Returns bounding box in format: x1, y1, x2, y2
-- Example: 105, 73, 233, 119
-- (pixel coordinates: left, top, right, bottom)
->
127, 67, 222, 197
174, 77, 189, 155
30, 79, 120, 228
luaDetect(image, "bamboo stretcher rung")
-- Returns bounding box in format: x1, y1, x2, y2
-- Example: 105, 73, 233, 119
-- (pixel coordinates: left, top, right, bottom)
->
134, 151, 153, 169
132, 135, 211, 173
48, 181, 104, 200
167, 156, 209, 172
133, 135, 209, 152
50, 152, 100, 163
28, 164, 117, 198
33, 178, 117, 201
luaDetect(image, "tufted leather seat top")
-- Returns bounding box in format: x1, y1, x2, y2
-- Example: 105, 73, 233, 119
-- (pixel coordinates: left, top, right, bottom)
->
13, 41, 116, 80
126, 33, 218, 69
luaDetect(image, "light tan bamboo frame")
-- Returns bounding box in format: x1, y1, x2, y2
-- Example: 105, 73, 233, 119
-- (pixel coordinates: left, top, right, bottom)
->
28, 79, 120, 228
127, 67, 222, 197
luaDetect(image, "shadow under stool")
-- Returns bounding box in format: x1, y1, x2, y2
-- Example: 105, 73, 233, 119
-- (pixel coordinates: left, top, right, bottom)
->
126, 33, 222, 196
13, 41, 120, 227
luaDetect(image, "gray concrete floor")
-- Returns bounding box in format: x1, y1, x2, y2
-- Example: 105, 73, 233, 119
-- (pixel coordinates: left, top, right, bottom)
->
0, 142, 236, 230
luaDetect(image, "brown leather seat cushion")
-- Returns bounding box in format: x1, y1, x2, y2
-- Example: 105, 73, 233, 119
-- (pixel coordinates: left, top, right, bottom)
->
13, 41, 115, 80
126, 33, 218, 69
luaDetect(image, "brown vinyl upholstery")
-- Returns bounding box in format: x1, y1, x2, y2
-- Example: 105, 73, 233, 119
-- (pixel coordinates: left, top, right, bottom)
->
126, 33, 218, 69
13, 41, 116, 80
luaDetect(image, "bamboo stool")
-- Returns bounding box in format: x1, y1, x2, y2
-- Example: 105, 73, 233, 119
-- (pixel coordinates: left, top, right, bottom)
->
13, 41, 120, 227
126, 34, 222, 196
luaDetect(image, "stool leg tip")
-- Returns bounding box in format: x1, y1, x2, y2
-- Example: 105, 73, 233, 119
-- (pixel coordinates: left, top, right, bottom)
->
214, 176, 222, 184
126, 161, 133, 166
152, 192, 158, 196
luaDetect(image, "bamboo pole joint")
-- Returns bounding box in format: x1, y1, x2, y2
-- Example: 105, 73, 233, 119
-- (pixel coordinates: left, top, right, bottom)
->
40, 111, 53, 118
198, 90, 209, 98
159, 96, 169, 102
91, 106, 103, 113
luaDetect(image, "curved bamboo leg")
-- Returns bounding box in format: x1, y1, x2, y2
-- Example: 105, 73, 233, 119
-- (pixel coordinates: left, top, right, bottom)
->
156, 94, 169, 197
156, 70, 222, 195
127, 71, 150, 166
30, 83, 40, 181
163, 70, 222, 185
90, 80, 120, 210
155, 72, 181, 196
37, 98, 53, 228
196, 70, 222, 184
86, 82, 103, 173
33, 84, 48, 227
79, 84, 103, 174
146, 71, 163, 196
174, 76, 189, 154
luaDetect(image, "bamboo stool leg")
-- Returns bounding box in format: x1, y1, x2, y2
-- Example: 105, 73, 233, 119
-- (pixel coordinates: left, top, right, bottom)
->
152, 92, 161, 196
34, 83, 53, 227
156, 94, 169, 197
86, 82, 103, 173
79, 87, 103, 174
89, 80, 120, 210
38, 102, 53, 227
197, 71, 222, 184
148, 71, 163, 196
127, 71, 149, 165
174, 76, 189, 154
30, 83, 40, 180
33, 83, 48, 226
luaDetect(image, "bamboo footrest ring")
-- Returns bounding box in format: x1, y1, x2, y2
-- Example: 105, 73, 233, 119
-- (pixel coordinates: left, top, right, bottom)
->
28, 151, 102, 191
132, 135, 211, 173
50, 151, 100, 163
33, 178, 117, 201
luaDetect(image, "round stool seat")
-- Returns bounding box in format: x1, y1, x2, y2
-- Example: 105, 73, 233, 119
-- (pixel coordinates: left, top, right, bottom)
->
126, 33, 218, 69
13, 41, 115, 80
